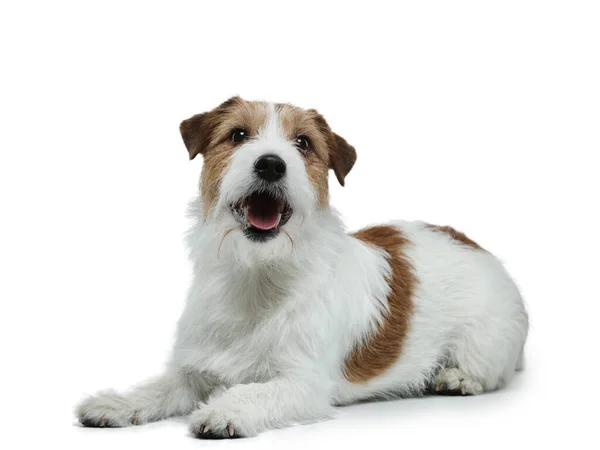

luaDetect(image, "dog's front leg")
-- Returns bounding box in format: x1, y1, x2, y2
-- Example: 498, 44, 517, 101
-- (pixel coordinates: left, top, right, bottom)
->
189, 377, 333, 438
76, 369, 210, 427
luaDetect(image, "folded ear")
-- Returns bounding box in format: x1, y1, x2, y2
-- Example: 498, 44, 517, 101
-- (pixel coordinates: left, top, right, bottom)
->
180, 113, 211, 160
330, 133, 357, 186
179, 96, 241, 160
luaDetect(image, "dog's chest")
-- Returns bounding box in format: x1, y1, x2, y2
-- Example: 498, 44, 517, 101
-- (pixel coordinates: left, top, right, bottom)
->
199, 321, 282, 383
174, 283, 313, 384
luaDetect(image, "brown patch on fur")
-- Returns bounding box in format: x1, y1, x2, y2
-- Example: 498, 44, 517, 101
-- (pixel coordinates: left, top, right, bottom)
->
199, 145, 237, 216
277, 104, 331, 208
180, 97, 270, 215
276, 104, 357, 207
344, 226, 416, 383
425, 224, 484, 251
180, 97, 357, 214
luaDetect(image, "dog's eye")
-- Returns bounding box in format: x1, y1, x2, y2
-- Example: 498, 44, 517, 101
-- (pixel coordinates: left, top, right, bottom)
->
295, 135, 311, 153
230, 128, 249, 143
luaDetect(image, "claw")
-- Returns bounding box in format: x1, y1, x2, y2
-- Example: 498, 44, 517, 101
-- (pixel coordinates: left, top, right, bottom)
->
203, 425, 211, 434
227, 424, 235, 437
99, 417, 109, 427
198, 425, 205, 434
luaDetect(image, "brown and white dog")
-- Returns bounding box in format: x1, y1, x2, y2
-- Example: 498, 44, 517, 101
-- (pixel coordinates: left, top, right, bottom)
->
76, 97, 529, 438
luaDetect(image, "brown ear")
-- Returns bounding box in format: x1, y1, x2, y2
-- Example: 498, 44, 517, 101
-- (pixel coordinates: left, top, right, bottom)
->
180, 113, 211, 160
330, 133, 357, 186
179, 96, 240, 160
307, 109, 357, 186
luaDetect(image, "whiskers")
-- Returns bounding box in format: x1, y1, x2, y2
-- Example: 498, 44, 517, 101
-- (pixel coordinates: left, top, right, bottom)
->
215, 225, 296, 261
282, 229, 295, 255
217, 228, 236, 260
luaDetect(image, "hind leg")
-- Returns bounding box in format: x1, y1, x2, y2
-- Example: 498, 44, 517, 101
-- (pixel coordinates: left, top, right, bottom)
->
434, 308, 528, 396
431, 338, 520, 396
434, 368, 484, 396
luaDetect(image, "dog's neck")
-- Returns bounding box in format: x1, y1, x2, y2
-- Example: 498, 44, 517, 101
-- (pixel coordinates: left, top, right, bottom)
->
185, 199, 348, 306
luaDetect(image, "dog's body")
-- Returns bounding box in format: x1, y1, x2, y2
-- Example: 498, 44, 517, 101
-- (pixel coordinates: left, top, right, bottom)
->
76, 98, 529, 438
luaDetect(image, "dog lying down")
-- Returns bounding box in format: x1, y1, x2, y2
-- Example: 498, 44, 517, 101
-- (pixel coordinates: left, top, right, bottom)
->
76, 97, 529, 438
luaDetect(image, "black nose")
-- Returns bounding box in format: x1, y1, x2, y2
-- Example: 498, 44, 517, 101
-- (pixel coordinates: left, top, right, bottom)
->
254, 154, 286, 182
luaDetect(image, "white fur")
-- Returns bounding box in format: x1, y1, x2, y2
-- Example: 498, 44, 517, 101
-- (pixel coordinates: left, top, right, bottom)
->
76, 104, 529, 437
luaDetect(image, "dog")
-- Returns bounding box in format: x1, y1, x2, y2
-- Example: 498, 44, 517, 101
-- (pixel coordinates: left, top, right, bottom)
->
76, 97, 529, 438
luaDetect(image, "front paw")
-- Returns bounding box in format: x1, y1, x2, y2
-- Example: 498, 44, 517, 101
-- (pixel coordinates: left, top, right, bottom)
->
76, 390, 140, 428
189, 404, 256, 439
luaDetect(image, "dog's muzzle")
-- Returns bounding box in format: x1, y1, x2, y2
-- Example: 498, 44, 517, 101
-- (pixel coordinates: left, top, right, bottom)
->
230, 153, 293, 242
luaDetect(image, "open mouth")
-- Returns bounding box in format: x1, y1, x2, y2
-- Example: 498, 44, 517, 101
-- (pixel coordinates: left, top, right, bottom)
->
230, 192, 293, 242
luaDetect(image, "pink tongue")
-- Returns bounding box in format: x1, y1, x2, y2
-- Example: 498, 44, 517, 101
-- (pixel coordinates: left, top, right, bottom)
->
248, 208, 280, 230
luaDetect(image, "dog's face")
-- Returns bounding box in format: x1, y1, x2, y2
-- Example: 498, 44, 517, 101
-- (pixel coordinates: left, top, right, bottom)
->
180, 97, 356, 262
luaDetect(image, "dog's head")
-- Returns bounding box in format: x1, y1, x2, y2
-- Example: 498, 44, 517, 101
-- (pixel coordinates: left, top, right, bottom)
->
180, 97, 356, 262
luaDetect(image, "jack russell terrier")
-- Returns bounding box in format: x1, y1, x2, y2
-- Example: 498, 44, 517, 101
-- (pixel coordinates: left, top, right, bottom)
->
76, 97, 529, 438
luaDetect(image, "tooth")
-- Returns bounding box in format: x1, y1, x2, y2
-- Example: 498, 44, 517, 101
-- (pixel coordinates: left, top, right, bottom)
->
244, 206, 250, 228
275, 213, 282, 228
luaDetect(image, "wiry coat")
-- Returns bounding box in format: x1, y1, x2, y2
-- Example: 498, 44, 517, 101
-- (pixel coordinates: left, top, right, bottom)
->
76, 98, 528, 438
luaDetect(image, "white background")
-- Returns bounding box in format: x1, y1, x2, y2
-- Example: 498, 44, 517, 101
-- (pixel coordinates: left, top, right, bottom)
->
1, 1, 599, 449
